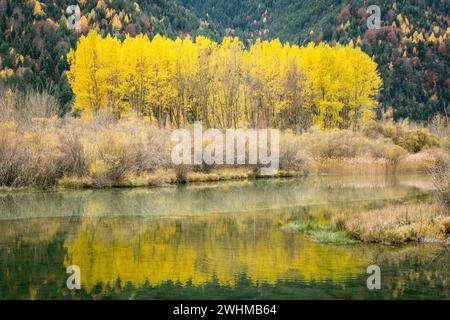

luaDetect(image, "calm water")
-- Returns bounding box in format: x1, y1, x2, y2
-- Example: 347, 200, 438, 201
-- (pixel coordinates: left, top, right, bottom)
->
0, 175, 448, 299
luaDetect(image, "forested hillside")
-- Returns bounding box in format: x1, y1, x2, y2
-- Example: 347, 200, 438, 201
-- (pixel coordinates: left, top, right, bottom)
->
0, 0, 448, 121
0, 0, 217, 112
180, 0, 450, 121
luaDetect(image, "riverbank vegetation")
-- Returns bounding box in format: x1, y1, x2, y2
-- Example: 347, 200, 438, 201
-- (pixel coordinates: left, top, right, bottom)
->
0, 97, 447, 189
283, 164, 449, 245
282, 221, 354, 244
333, 203, 449, 244
0, 87, 449, 189
283, 200, 449, 245
281, 148, 449, 245
1, 1, 448, 124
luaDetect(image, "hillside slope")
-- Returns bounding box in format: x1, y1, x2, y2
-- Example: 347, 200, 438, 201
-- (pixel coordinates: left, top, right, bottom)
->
0, 0, 448, 121
0, 0, 218, 112
180, 0, 450, 121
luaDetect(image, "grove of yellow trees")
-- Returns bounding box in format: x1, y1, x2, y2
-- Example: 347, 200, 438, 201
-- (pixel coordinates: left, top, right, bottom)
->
67, 31, 381, 130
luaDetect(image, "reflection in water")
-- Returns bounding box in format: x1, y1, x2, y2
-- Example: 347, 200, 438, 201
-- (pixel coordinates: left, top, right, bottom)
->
0, 175, 431, 220
0, 175, 448, 299
64, 214, 370, 289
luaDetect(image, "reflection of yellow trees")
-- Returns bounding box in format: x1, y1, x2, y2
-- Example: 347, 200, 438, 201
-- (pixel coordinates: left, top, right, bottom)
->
64, 214, 370, 290
0, 218, 62, 245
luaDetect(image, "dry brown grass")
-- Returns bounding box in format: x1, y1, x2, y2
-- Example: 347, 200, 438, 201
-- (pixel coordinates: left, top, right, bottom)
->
0, 88, 59, 123
334, 203, 449, 244
1, 116, 447, 188
396, 149, 441, 173
317, 157, 388, 175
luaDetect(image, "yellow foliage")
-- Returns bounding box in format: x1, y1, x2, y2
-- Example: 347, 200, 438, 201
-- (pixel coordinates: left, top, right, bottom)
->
67, 31, 381, 129
33, 1, 44, 16
88, 159, 109, 179
80, 16, 88, 30
0, 68, 14, 78
428, 32, 438, 43
67, 31, 123, 115
111, 14, 122, 31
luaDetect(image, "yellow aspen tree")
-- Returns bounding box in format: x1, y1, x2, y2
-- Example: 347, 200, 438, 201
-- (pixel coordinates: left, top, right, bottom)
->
210, 37, 243, 128
172, 36, 199, 127
343, 46, 382, 129
121, 34, 152, 116
192, 36, 217, 127
148, 35, 178, 126
67, 30, 121, 116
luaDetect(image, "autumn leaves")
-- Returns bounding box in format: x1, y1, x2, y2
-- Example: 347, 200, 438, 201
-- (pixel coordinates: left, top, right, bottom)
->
67, 31, 381, 130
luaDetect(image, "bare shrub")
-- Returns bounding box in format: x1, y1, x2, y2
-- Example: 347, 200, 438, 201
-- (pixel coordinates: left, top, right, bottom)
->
298, 127, 400, 160
428, 114, 449, 138
0, 98, 171, 187
279, 131, 313, 173
58, 118, 87, 176
0, 121, 26, 185
19, 118, 66, 187
429, 151, 450, 210
114, 114, 171, 172
20, 90, 59, 119
83, 127, 132, 186
0, 88, 18, 121
0, 88, 59, 125
175, 165, 188, 183
363, 120, 440, 153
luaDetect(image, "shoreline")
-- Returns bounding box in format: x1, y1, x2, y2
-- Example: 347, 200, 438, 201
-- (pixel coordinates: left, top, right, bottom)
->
1, 170, 448, 246
0, 168, 304, 192
0, 165, 433, 192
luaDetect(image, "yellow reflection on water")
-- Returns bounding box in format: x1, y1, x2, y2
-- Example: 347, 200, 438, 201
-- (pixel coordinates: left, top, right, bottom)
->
64, 213, 370, 290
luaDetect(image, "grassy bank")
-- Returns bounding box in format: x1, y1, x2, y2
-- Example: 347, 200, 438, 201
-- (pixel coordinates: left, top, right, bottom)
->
283, 202, 449, 245
1, 115, 448, 189
0, 91, 449, 189
56, 167, 302, 188
281, 155, 449, 246
334, 203, 450, 244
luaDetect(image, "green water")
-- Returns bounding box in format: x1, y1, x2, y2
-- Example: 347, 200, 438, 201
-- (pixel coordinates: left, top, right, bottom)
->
0, 175, 448, 299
